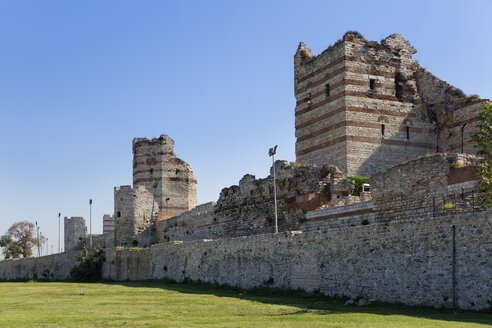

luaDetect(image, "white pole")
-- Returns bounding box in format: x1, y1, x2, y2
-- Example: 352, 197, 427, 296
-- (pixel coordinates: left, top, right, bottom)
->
272, 154, 278, 234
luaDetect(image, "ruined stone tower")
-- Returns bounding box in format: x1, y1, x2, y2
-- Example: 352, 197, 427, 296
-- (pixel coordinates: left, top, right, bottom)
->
114, 134, 197, 246
64, 217, 86, 251
294, 32, 437, 177
132, 134, 197, 218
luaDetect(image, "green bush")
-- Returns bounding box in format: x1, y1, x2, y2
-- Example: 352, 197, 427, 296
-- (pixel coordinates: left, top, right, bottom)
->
346, 176, 370, 196
449, 162, 464, 169
70, 245, 106, 282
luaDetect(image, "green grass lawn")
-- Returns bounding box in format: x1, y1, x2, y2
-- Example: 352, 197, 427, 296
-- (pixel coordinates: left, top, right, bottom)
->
0, 281, 490, 327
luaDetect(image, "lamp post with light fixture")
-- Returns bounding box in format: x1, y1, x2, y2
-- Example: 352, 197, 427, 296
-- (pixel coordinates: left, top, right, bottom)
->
268, 145, 278, 234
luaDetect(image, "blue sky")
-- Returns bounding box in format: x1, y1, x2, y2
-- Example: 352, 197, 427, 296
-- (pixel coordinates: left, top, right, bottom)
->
0, 0, 491, 255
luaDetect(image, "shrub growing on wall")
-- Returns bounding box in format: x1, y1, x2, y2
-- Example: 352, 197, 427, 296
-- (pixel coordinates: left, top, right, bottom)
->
346, 176, 370, 196
471, 101, 492, 208
70, 245, 106, 282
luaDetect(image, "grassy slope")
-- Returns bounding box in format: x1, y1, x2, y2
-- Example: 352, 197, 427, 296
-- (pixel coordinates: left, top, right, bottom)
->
0, 281, 490, 328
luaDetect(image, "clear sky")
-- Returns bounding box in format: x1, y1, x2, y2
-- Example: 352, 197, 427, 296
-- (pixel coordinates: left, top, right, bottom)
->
0, 0, 491, 256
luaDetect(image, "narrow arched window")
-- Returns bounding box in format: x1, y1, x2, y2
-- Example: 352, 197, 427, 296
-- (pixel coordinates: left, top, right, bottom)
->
406, 126, 410, 140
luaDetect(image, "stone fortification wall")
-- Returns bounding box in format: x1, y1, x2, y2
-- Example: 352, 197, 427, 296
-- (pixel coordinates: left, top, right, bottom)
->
101, 210, 492, 310
84, 232, 114, 249
0, 250, 79, 281
2, 210, 490, 310
304, 200, 374, 230
371, 153, 483, 222
156, 202, 216, 243
64, 217, 87, 252
439, 100, 489, 154
153, 162, 361, 243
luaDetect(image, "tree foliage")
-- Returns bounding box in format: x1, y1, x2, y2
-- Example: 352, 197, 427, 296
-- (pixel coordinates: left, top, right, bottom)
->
346, 176, 370, 196
0, 235, 21, 259
471, 101, 492, 208
1, 221, 42, 259
70, 245, 106, 282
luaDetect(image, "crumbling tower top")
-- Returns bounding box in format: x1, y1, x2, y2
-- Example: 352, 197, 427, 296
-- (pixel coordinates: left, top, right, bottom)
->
132, 134, 197, 220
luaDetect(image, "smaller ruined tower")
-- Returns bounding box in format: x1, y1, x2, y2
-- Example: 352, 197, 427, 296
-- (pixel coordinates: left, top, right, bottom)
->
64, 217, 87, 251
113, 134, 197, 247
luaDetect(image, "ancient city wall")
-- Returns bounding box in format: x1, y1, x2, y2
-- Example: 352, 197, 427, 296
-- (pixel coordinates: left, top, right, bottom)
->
371, 153, 483, 222
102, 209, 492, 310
0, 250, 79, 281
1, 210, 490, 310
440, 100, 488, 154
153, 162, 363, 243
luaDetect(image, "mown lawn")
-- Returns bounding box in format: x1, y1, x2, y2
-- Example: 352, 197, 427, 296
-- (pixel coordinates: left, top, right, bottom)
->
0, 281, 490, 327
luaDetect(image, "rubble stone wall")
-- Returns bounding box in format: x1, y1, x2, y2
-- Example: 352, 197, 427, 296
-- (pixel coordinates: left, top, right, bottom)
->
0, 250, 79, 281
439, 100, 487, 154
2, 210, 490, 310
153, 162, 362, 243
100, 210, 492, 310
371, 153, 483, 222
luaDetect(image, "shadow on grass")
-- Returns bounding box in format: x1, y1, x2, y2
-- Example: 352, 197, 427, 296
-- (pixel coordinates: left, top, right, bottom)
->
100, 279, 492, 326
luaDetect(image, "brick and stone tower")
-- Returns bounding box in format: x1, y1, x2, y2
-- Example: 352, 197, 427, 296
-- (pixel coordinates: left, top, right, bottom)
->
294, 32, 437, 177
132, 134, 197, 218
114, 135, 197, 247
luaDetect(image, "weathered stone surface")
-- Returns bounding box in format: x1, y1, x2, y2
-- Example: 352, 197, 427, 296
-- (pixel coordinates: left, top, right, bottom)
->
64, 217, 86, 251
153, 161, 362, 243
99, 210, 492, 310
133, 134, 197, 218
294, 32, 487, 177
371, 153, 483, 222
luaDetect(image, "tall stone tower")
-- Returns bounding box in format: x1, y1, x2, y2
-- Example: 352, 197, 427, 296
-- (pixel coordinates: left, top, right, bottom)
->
294, 32, 437, 177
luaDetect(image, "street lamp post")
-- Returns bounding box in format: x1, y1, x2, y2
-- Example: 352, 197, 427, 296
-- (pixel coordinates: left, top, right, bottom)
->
461, 123, 468, 154
268, 145, 278, 234
58, 212, 61, 253
89, 199, 93, 247
35, 221, 40, 257
147, 182, 159, 248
